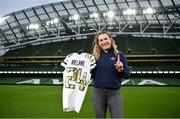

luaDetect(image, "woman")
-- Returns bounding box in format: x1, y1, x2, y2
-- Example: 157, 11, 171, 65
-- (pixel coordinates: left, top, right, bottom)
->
92, 31, 130, 118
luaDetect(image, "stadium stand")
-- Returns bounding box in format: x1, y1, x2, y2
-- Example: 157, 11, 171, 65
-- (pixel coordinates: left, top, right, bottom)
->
0, 35, 179, 84
2, 35, 180, 56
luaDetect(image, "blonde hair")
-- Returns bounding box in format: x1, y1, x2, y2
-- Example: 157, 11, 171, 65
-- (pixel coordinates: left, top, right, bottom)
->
92, 31, 119, 60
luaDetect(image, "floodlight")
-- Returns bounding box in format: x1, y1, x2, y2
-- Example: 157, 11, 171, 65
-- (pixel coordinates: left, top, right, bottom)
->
123, 9, 136, 15
143, 8, 155, 14
27, 23, 39, 30
53, 18, 59, 24
46, 18, 59, 26
90, 13, 99, 18
46, 21, 51, 25
73, 14, 79, 21
107, 11, 114, 19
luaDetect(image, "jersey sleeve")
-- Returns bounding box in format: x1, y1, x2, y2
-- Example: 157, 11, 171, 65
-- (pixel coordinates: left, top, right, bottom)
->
61, 53, 72, 68
89, 55, 96, 69
81, 53, 96, 70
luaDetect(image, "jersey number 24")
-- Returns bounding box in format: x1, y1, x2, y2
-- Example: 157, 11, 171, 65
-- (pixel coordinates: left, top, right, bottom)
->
65, 67, 88, 91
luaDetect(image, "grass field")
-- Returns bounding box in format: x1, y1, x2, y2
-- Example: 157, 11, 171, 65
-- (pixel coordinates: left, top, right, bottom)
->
0, 85, 180, 118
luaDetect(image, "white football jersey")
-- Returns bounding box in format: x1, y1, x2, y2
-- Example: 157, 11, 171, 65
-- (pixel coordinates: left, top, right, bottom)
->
61, 53, 96, 113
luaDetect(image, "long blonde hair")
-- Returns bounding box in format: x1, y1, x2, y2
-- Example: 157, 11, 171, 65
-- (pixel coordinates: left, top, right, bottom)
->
92, 31, 119, 60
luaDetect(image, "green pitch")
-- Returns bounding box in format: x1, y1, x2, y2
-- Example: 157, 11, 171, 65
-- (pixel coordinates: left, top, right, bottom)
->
0, 85, 180, 118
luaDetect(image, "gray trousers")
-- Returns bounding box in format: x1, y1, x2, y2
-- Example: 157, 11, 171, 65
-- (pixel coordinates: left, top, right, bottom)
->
93, 88, 123, 118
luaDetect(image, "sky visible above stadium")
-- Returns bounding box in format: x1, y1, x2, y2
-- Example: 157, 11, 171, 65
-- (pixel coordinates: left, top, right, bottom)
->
0, 0, 68, 16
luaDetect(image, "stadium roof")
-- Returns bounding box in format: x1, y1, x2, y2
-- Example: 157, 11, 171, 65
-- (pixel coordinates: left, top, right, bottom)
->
0, 0, 180, 49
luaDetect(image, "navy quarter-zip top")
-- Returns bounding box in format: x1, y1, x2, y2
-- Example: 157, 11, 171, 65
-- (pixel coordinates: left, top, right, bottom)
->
93, 49, 130, 89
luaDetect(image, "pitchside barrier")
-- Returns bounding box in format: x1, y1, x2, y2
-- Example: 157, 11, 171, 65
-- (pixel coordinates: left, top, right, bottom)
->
0, 70, 179, 86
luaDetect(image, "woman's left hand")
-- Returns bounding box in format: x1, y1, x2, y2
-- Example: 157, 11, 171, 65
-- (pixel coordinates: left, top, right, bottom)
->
114, 55, 124, 72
